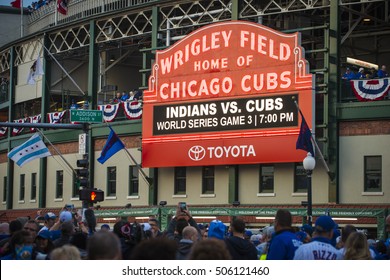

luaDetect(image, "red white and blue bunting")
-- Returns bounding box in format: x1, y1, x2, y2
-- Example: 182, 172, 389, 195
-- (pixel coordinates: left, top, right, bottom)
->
98, 103, 120, 122
0, 126, 7, 137
12, 118, 26, 136
29, 114, 41, 132
47, 110, 67, 124
123, 101, 142, 120
350, 78, 390, 101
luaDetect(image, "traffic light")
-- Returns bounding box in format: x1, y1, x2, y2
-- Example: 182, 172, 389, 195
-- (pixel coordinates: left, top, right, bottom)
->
76, 159, 89, 188
79, 188, 104, 203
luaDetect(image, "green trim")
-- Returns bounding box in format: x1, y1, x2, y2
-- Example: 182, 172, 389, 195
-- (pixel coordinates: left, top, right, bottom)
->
338, 101, 390, 120
231, 0, 239, 20
328, 0, 340, 203
228, 165, 238, 203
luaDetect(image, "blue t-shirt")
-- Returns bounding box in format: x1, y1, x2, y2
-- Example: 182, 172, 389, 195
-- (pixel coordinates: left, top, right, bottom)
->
266, 229, 302, 260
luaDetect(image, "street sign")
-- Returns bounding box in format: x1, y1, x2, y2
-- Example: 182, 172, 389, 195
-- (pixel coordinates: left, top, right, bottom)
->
79, 133, 87, 155
70, 109, 103, 123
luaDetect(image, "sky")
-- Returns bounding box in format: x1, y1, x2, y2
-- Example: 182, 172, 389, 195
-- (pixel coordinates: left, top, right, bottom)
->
0, 0, 36, 7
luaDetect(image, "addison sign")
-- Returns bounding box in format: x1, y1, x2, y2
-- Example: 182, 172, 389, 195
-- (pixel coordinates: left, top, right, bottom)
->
142, 21, 314, 167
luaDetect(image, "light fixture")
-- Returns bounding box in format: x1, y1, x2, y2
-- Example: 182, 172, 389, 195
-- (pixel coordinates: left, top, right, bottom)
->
303, 152, 316, 227
103, 218, 117, 221
232, 201, 240, 207
135, 216, 150, 220
332, 218, 358, 221
363, 18, 371, 22
255, 217, 275, 220
192, 216, 217, 220
159, 201, 167, 207
109, 55, 115, 62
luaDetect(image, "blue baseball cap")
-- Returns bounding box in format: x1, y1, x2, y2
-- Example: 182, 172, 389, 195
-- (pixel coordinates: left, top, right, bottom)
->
208, 220, 226, 240
315, 216, 336, 233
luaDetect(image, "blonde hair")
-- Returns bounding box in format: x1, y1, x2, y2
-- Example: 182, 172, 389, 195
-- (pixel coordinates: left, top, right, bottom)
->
343, 232, 372, 260
50, 245, 81, 260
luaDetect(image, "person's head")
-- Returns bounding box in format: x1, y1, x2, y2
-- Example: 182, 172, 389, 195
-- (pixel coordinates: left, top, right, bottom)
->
50, 244, 81, 260
300, 224, 314, 237
87, 231, 122, 260
182, 226, 199, 242
148, 218, 160, 231
208, 220, 226, 240
0, 222, 10, 235
343, 232, 371, 260
116, 92, 121, 98
230, 218, 246, 236
23, 220, 40, 240
130, 238, 178, 260
100, 224, 111, 232
175, 218, 189, 236
274, 209, 292, 231
35, 230, 54, 253
9, 219, 23, 235
60, 221, 75, 237
381, 65, 386, 71
313, 216, 336, 239
385, 214, 390, 234
189, 239, 231, 260
341, 224, 357, 245
261, 226, 275, 243
44, 212, 57, 228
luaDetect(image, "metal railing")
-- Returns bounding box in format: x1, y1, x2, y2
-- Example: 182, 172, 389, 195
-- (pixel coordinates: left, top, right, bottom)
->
27, 0, 158, 34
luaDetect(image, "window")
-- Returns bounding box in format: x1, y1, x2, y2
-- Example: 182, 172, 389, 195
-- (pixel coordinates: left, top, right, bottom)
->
72, 173, 79, 198
19, 174, 25, 201
174, 167, 187, 194
56, 170, 64, 199
128, 165, 139, 196
294, 163, 307, 193
259, 165, 274, 193
364, 156, 381, 192
31, 173, 37, 200
107, 167, 116, 196
202, 166, 214, 194
3, 177, 7, 202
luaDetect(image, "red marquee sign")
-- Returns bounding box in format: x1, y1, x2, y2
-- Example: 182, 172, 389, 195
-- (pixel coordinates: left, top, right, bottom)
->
142, 21, 314, 167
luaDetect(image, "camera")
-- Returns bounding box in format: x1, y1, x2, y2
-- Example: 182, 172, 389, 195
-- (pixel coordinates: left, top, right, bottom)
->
179, 202, 187, 211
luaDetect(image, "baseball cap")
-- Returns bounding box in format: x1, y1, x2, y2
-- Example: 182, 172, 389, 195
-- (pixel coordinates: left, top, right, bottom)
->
101, 224, 110, 230
44, 212, 56, 220
208, 220, 226, 240
300, 224, 314, 236
314, 216, 336, 232
359, 67, 364, 72
59, 211, 72, 223
37, 230, 52, 240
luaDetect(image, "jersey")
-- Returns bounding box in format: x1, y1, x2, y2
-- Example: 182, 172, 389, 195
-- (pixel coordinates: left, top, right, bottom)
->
293, 237, 342, 260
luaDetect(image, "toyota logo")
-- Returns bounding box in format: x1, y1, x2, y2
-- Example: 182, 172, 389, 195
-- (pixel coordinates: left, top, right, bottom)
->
188, 145, 206, 161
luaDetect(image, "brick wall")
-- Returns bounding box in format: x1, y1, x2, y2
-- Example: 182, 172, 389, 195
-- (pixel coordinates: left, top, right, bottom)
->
339, 120, 390, 136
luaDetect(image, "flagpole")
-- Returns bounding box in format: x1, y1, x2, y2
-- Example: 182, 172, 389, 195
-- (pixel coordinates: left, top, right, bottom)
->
20, 0, 23, 37
293, 99, 334, 180
40, 43, 87, 96
37, 128, 77, 176
123, 148, 152, 186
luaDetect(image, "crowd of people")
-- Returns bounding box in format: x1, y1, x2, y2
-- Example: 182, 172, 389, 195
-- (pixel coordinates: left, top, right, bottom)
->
342, 64, 388, 80
26, 0, 55, 12
111, 90, 143, 104
0, 205, 389, 260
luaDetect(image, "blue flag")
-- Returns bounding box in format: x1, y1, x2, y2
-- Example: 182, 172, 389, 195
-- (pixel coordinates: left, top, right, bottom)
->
97, 127, 125, 164
296, 111, 315, 156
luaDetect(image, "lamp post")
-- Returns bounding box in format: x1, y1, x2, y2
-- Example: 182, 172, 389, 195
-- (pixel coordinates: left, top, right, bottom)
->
303, 152, 316, 226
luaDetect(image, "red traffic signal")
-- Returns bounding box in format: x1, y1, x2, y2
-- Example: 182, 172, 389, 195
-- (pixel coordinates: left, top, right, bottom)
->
79, 189, 104, 203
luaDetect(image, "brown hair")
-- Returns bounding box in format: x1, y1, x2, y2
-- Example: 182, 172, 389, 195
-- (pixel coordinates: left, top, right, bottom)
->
343, 232, 371, 260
